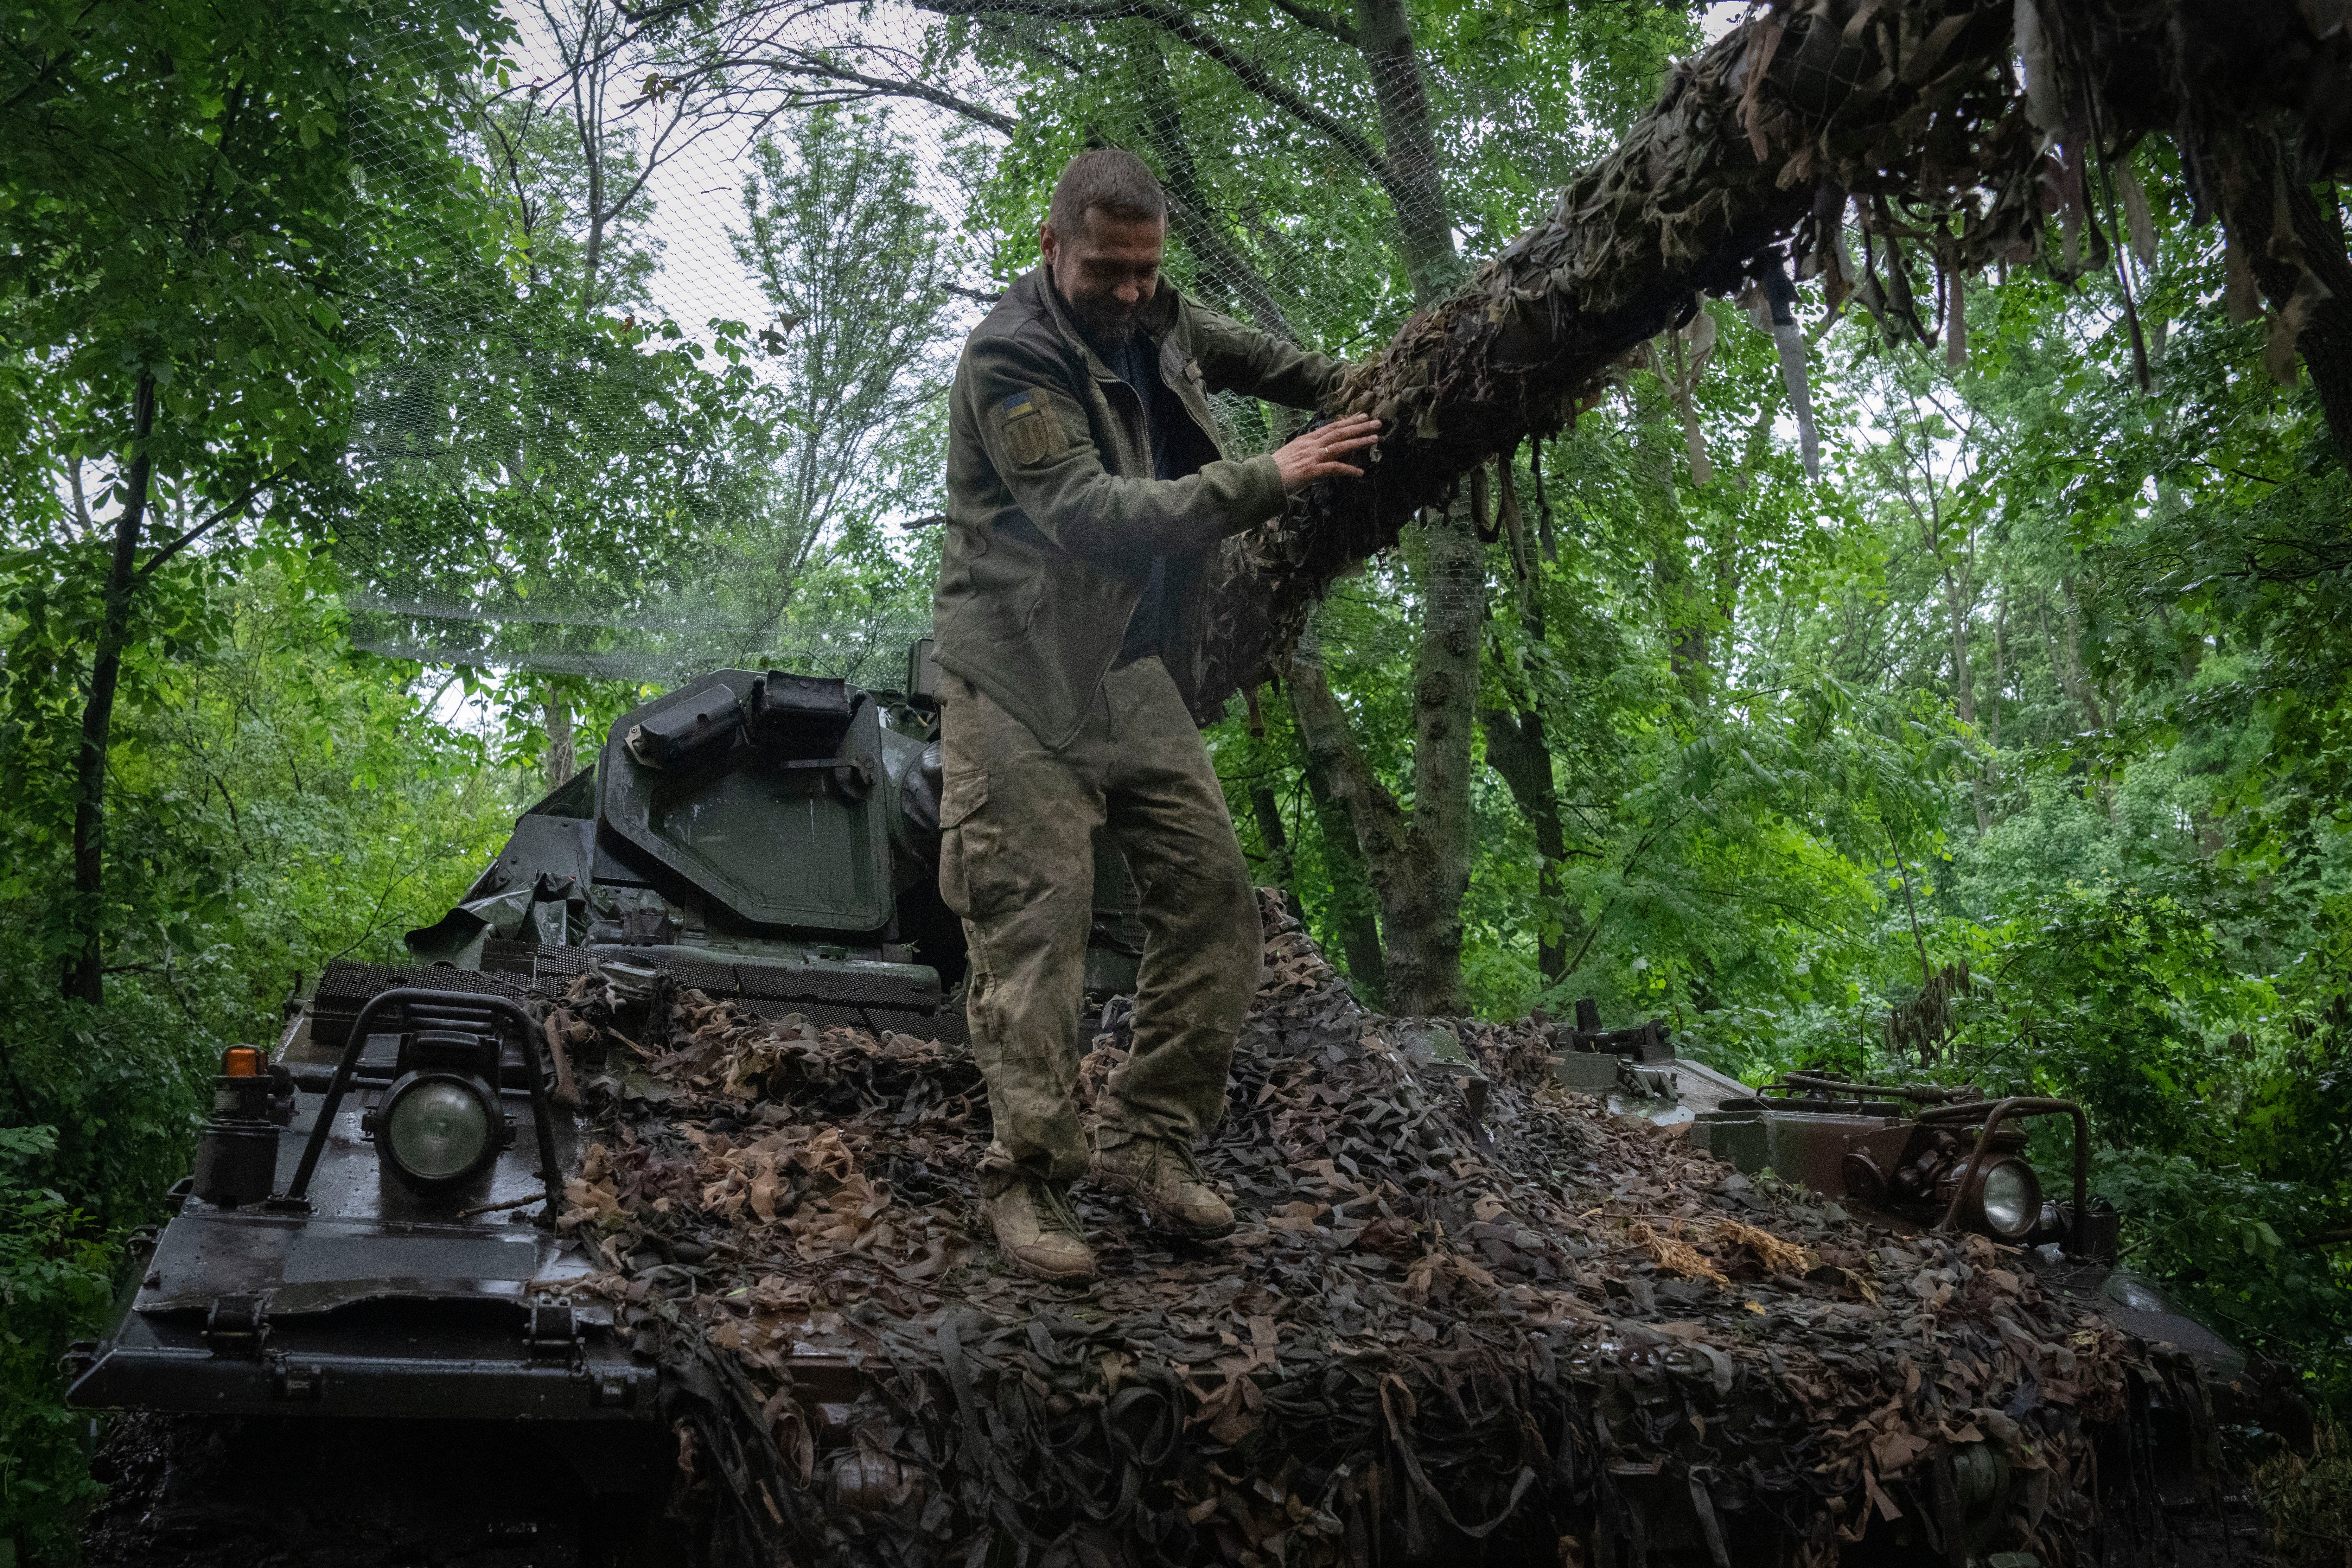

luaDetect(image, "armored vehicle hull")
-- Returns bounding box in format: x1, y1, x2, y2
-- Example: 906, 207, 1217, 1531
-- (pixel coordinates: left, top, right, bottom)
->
67, 996, 641, 1425
65, 659, 1140, 1480
66, 659, 2264, 1566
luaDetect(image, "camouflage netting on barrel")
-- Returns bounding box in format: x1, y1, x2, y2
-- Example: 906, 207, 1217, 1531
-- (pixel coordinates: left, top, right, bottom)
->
535, 895, 2218, 1566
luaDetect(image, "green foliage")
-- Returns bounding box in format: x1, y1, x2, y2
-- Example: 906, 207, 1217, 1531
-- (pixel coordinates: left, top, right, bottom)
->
1957, 883, 2238, 1150
335, 275, 800, 680
0, 1129, 116, 1556
0, 538, 521, 1553
2255, 1418, 2352, 1567
5, 0, 507, 538
2236, 980, 2352, 1191
2091, 1148, 2349, 1401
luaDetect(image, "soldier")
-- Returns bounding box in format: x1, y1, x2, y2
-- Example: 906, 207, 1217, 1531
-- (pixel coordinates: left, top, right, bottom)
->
934, 150, 1381, 1282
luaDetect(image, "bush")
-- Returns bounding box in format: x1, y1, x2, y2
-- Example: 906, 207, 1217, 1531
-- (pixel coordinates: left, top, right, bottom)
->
0, 1128, 117, 1560
2254, 1418, 2352, 1566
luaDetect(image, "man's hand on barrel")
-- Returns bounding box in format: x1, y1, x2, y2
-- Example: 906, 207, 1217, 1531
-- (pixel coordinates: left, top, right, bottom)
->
1272, 413, 1382, 492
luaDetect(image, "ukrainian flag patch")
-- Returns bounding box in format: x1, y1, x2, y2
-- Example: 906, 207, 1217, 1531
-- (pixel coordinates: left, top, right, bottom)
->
996, 387, 1065, 467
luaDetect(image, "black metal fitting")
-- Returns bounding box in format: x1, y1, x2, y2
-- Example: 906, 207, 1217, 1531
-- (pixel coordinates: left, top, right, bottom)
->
204, 1295, 268, 1357
525, 1299, 581, 1362
191, 1120, 279, 1208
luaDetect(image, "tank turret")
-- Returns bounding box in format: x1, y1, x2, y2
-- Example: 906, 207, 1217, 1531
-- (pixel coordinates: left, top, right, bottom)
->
394, 642, 1140, 1034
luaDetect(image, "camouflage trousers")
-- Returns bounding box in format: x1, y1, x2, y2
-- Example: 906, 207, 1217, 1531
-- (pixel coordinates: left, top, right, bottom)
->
936, 656, 1263, 1186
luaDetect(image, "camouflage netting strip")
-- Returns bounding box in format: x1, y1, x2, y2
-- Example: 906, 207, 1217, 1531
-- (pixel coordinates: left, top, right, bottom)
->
529, 896, 2217, 1565
1189, 0, 2352, 717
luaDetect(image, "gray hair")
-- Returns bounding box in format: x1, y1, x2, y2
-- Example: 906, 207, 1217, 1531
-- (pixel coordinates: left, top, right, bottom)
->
1046, 149, 1167, 240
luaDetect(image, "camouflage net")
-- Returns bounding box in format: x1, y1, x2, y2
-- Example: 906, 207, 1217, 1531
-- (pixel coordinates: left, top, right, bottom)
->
524, 896, 2235, 1565
1192, 0, 2352, 715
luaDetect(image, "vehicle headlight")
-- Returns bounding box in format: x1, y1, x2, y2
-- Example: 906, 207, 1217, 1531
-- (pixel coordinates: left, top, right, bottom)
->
378, 1073, 499, 1187
1973, 1159, 2041, 1240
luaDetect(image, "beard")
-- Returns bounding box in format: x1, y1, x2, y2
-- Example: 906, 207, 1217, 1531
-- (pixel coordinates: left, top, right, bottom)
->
1072, 293, 1141, 346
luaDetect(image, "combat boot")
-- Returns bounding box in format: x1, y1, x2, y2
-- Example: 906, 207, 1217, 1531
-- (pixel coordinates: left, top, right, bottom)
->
1091, 1133, 1235, 1240
980, 1170, 1096, 1283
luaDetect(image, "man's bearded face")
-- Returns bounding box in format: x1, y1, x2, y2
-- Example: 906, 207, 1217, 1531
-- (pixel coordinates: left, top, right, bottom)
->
1042, 209, 1165, 346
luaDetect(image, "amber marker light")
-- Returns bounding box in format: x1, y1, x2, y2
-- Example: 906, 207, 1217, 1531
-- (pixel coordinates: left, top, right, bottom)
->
221, 1046, 265, 1078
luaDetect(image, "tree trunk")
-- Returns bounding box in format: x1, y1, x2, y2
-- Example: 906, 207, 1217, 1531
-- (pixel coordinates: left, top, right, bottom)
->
545, 695, 576, 790
1940, 561, 1986, 832
66, 373, 157, 1004
1982, 582, 2007, 826
1189, 0, 2352, 719
1945, 568, 1975, 730
1478, 701, 1570, 982
1709, 506, 1741, 636
1287, 681, 1388, 1004
2050, 579, 2106, 733
1246, 782, 1307, 921
567, 0, 609, 316
1285, 506, 1482, 1016
1480, 454, 1573, 985
1352, 0, 1456, 301
1635, 380, 1710, 701
578, 92, 605, 315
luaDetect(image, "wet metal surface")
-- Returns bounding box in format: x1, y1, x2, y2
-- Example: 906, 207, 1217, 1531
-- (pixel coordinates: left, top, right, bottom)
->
132, 1067, 602, 1317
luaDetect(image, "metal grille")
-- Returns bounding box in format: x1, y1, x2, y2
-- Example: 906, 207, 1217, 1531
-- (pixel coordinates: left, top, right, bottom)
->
309, 961, 540, 1046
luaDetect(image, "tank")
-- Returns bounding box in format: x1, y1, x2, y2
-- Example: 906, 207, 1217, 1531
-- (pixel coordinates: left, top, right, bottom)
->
60, 653, 2270, 1565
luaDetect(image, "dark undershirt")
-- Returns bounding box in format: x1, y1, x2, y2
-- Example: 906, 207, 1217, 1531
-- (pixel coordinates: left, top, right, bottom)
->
1087, 327, 1182, 667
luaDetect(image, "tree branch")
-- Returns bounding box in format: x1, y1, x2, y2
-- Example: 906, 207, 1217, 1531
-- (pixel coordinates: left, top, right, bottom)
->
135, 469, 290, 582
1267, 0, 1359, 46
705, 48, 1018, 135
916, 0, 1397, 195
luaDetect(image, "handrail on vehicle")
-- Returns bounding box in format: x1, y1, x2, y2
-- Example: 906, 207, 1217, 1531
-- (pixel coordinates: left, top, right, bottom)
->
1915, 1096, 2090, 1243
1775, 1072, 1984, 1105
278, 988, 567, 1224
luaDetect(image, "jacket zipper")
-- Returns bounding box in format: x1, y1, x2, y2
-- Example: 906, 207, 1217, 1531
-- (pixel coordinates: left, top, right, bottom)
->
1097, 371, 1146, 474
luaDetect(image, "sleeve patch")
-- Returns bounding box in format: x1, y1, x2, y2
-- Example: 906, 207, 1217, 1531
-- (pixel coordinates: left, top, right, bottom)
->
996, 388, 1067, 467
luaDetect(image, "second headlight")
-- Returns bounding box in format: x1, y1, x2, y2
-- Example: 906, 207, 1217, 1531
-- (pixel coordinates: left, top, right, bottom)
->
1967, 1157, 2043, 1242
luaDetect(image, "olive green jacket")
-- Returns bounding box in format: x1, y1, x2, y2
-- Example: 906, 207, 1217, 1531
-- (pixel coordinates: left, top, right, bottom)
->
934, 265, 1343, 750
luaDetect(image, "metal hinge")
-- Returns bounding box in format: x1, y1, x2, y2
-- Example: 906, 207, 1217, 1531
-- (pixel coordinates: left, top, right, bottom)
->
523, 1298, 579, 1362
1617, 1060, 1680, 1100
205, 1294, 269, 1357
